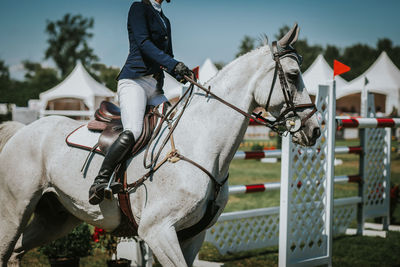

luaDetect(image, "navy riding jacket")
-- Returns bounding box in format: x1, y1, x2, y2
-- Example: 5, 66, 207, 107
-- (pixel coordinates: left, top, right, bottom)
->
117, 1, 178, 81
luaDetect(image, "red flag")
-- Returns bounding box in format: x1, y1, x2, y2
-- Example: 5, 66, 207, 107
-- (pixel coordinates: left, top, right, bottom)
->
333, 60, 350, 77
192, 66, 199, 79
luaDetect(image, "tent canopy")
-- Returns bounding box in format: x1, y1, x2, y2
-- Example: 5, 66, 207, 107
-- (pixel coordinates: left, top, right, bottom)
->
199, 58, 218, 84
163, 71, 184, 100
340, 52, 400, 112
302, 54, 348, 96
40, 61, 115, 111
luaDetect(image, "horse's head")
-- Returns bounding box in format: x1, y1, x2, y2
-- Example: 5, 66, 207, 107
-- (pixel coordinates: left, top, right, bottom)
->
253, 23, 320, 146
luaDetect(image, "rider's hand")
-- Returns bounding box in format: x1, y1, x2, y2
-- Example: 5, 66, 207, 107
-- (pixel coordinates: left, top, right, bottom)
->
173, 62, 192, 84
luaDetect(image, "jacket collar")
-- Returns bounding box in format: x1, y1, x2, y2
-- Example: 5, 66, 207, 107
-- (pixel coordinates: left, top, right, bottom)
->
149, 3, 168, 33
145, 1, 168, 34
149, 0, 162, 12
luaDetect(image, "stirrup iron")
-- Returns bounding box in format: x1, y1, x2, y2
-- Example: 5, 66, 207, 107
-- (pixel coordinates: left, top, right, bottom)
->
104, 172, 116, 200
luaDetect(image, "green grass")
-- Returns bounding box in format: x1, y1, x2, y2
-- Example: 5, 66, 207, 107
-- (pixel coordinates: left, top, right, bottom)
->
199, 232, 400, 267
22, 248, 109, 267
197, 138, 400, 266
332, 232, 400, 267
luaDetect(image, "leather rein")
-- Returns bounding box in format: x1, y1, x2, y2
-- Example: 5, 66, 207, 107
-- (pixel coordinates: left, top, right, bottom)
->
123, 42, 318, 202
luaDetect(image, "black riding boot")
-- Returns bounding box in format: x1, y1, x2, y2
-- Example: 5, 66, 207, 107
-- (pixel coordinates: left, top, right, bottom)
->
89, 130, 135, 205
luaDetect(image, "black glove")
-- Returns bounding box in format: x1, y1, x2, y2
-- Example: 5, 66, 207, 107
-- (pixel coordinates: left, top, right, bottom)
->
173, 62, 192, 84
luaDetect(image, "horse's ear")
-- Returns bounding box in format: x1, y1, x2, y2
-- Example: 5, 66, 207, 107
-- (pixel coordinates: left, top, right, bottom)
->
278, 23, 300, 47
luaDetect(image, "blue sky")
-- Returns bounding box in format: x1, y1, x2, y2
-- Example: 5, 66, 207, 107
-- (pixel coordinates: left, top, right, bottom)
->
1, 0, 399, 79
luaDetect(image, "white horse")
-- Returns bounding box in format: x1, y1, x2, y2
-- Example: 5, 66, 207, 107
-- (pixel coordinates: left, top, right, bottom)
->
0, 25, 320, 267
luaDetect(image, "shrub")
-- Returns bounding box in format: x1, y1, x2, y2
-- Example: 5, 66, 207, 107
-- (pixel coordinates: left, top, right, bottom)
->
93, 227, 119, 259
39, 223, 94, 259
251, 144, 264, 151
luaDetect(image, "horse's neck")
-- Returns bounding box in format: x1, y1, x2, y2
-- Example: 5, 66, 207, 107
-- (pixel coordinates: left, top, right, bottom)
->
178, 53, 262, 176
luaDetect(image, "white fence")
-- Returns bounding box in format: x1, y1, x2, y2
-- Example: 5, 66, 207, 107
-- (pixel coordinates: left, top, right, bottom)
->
205, 84, 397, 266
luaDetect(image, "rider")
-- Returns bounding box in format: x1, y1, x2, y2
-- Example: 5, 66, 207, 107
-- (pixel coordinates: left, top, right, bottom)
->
89, 0, 192, 205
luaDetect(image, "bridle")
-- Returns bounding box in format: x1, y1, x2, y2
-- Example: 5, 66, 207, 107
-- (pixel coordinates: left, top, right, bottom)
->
184, 41, 317, 136
261, 41, 318, 135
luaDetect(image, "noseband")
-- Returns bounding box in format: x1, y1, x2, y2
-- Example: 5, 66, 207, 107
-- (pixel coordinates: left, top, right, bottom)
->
259, 41, 317, 135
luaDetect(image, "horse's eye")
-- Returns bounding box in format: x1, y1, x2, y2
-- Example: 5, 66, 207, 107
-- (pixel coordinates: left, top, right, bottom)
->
287, 73, 298, 82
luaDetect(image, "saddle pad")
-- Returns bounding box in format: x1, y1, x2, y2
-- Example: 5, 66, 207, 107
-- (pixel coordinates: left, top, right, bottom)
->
66, 103, 168, 155
66, 125, 103, 154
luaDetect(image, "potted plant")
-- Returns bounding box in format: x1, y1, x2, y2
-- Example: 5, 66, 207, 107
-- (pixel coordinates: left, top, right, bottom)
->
39, 223, 94, 267
93, 227, 131, 267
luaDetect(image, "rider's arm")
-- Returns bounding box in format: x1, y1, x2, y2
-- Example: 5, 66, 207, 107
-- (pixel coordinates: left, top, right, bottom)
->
129, 3, 178, 74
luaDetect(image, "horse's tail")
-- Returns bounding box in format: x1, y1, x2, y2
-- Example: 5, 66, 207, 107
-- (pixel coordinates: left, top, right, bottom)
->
0, 121, 25, 153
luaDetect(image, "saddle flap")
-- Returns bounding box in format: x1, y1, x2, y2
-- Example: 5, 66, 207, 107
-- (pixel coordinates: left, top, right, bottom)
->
131, 106, 160, 155
98, 122, 123, 154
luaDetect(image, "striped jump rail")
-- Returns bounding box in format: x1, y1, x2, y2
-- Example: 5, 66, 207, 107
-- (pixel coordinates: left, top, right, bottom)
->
337, 117, 400, 129
229, 175, 362, 195
249, 117, 400, 127
234, 146, 362, 160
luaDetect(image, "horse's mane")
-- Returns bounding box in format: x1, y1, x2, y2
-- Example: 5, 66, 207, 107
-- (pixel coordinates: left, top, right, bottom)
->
206, 43, 272, 86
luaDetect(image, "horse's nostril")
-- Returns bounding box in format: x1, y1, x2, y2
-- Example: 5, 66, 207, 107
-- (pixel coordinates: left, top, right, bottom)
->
313, 127, 321, 139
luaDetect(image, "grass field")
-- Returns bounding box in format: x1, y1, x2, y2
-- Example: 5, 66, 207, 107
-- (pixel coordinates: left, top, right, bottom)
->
198, 138, 400, 266
21, 139, 400, 266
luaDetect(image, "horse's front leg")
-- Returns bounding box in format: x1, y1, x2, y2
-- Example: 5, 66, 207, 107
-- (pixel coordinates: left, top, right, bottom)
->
139, 222, 187, 267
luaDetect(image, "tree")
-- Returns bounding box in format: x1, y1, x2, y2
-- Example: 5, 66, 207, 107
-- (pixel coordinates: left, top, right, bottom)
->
235, 36, 255, 58
294, 39, 323, 72
45, 14, 99, 77
23, 61, 59, 95
340, 44, 377, 80
0, 60, 10, 80
377, 38, 400, 69
214, 61, 226, 71
274, 25, 291, 40
377, 38, 393, 53
0, 60, 13, 104
2, 61, 60, 106
324, 45, 340, 67
91, 63, 120, 92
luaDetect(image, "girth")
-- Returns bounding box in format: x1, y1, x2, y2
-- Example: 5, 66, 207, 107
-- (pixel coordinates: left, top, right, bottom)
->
112, 161, 228, 240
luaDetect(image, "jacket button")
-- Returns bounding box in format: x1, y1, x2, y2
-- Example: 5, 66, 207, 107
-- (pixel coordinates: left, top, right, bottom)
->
164, 36, 168, 40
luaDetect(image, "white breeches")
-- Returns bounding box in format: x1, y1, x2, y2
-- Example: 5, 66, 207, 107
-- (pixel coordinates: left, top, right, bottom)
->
118, 76, 167, 140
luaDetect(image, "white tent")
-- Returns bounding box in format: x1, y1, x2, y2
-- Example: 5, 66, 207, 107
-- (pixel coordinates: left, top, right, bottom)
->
340, 52, 400, 112
39, 61, 115, 115
302, 54, 348, 96
199, 58, 218, 84
163, 71, 184, 100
